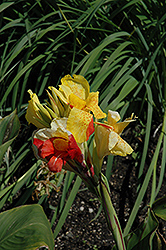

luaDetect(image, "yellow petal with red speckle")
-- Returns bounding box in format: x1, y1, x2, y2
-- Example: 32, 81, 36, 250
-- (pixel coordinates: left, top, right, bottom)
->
67, 107, 94, 143
86, 92, 106, 119
69, 93, 86, 109
59, 84, 72, 100
61, 74, 89, 100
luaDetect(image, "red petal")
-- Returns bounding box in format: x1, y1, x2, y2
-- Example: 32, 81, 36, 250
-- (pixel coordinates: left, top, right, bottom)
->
68, 134, 78, 149
86, 117, 94, 141
68, 134, 83, 163
39, 139, 55, 158
48, 156, 63, 172
33, 138, 43, 148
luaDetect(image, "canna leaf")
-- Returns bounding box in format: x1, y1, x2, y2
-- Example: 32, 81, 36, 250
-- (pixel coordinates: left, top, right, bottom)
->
0, 204, 54, 250
152, 195, 166, 221
124, 209, 158, 250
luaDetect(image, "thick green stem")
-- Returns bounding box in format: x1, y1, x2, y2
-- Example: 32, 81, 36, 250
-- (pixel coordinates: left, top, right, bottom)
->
99, 174, 126, 250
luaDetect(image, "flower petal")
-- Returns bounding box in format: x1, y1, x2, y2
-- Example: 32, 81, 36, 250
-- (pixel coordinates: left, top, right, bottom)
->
61, 74, 89, 100
53, 137, 69, 151
108, 130, 119, 150
46, 90, 60, 116
59, 84, 73, 100
68, 134, 83, 163
95, 124, 133, 159
107, 110, 121, 126
39, 139, 55, 158
86, 92, 106, 119
113, 116, 136, 134
67, 107, 94, 143
69, 93, 86, 109
48, 156, 63, 172
33, 138, 43, 148
49, 86, 68, 105
109, 132, 133, 156
95, 125, 110, 159
113, 120, 134, 134
25, 90, 48, 128
51, 118, 67, 132
86, 116, 94, 141
34, 128, 56, 141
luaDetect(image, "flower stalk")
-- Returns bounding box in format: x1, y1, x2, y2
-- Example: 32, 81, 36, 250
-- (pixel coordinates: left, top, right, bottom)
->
99, 174, 126, 250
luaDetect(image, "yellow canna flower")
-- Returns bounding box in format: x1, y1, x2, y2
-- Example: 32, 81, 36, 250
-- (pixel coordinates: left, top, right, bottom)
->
26, 75, 105, 144
48, 74, 106, 143
67, 107, 94, 143
25, 90, 52, 128
49, 74, 106, 119
95, 110, 135, 160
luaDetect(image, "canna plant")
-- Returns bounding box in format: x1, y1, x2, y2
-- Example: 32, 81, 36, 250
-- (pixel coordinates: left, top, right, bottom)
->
26, 74, 166, 249
1, 0, 166, 248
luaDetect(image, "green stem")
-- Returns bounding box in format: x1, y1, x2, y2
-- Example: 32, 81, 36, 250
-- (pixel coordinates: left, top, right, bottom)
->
99, 174, 126, 250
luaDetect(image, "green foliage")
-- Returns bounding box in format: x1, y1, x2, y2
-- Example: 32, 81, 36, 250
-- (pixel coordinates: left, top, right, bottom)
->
0, 204, 54, 250
125, 210, 158, 250
0, 160, 41, 210
153, 195, 166, 221
0, 110, 20, 165
0, 0, 166, 248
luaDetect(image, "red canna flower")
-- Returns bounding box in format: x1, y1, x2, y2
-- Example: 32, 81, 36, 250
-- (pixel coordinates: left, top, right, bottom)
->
33, 121, 83, 173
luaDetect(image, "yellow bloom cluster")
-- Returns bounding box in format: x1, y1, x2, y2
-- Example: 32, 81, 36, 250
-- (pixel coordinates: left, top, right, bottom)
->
26, 74, 105, 143
26, 74, 134, 164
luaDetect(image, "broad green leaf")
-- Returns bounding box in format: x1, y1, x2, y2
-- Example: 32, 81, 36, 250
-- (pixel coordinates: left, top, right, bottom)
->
155, 131, 166, 195
152, 231, 166, 250
59, 171, 75, 213
73, 32, 130, 75
91, 41, 132, 92
125, 210, 158, 250
0, 204, 54, 250
4, 149, 30, 183
106, 77, 138, 111
0, 19, 22, 33
152, 195, 166, 221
